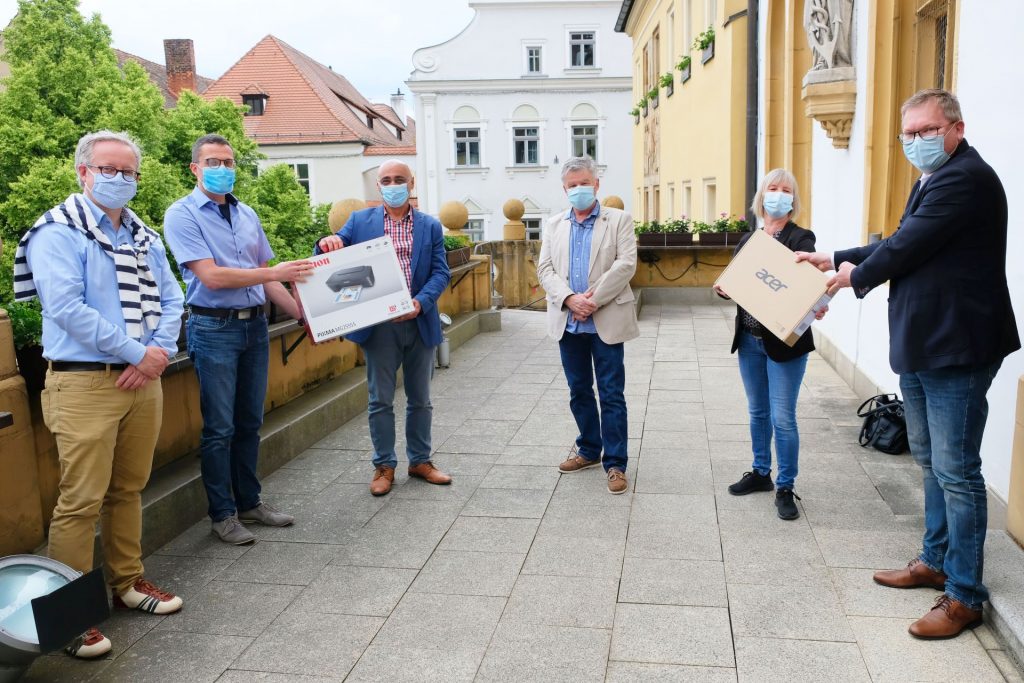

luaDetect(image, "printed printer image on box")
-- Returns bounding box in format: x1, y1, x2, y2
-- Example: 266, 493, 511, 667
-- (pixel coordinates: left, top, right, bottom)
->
294, 236, 413, 343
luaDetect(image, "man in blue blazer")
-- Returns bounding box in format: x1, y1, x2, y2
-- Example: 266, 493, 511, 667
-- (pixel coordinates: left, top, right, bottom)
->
799, 89, 1020, 640
316, 160, 452, 496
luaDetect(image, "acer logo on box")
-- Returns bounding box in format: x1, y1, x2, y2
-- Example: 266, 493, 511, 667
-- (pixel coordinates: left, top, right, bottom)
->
755, 268, 788, 292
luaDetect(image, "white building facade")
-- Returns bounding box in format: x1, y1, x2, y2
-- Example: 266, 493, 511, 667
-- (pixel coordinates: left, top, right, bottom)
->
408, 0, 634, 241
757, 0, 1024, 505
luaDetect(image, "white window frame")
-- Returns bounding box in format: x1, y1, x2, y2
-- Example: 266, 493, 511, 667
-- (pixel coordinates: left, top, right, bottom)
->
681, 181, 693, 220
705, 0, 717, 28
565, 26, 600, 70
464, 218, 486, 242
569, 124, 599, 160
453, 127, 482, 168
523, 44, 545, 76
703, 178, 717, 223
445, 116, 488, 171
287, 162, 311, 194
667, 9, 675, 73
522, 217, 543, 241
512, 126, 541, 166
683, 0, 693, 52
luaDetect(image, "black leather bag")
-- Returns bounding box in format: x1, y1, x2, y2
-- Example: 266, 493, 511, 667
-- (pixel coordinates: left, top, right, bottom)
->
857, 394, 909, 455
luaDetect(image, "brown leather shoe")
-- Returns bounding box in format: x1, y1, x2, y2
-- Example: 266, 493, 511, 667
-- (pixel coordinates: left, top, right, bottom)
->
559, 453, 601, 473
607, 469, 628, 495
909, 594, 983, 639
370, 466, 395, 496
873, 558, 947, 590
408, 461, 452, 485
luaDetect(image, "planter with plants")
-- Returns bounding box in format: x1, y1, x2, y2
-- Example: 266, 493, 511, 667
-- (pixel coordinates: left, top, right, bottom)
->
661, 218, 693, 246
634, 221, 664, 247
647, 86, 660, 109
691, 214, 749, 246
694, 27, 715, 64
659, 72, 674, 98
443, 234, 473, 268
639, 95, 649, 117
629, 106, 640, 124
676, 55, 692, 83
7, 300, 46, 394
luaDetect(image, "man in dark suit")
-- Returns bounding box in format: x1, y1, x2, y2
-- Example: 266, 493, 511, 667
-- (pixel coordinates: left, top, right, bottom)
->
799, 89, 1019, 639
316, 160, 451, 496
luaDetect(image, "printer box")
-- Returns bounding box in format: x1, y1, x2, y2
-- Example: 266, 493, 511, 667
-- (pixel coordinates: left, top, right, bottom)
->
1008, 375, 1024, 546
714, 229, 831, 346
294, 236, 414, 343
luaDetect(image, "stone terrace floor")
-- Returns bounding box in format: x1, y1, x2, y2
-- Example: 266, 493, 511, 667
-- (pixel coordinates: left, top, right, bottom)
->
25, 304, 1024, 682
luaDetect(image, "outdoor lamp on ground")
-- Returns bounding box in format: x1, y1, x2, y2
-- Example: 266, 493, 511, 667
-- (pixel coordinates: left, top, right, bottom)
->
0, 555, 107, 682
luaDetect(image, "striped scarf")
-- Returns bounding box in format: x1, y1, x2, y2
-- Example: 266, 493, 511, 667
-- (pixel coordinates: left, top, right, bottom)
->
13, 193, 162, 339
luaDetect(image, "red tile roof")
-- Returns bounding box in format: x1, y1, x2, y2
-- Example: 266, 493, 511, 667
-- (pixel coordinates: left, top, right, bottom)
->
114, 49, 214, 108
202, 35, 410, 150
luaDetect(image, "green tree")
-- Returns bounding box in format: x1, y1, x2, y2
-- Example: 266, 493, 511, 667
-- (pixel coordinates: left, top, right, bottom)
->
238, 164, 326, 263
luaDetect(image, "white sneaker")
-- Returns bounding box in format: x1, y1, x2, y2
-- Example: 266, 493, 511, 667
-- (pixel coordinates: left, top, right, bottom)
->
114, 578, 183, 615
65, 627, 111, 659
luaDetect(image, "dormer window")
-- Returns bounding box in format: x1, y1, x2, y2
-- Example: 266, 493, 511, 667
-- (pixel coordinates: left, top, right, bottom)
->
241, 93, 267, 116
367, 116, 374, 129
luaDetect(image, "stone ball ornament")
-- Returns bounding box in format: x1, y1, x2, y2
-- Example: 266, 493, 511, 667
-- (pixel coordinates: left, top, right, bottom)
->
502, 199, 525, 222
328, 199, 367, 232
602, 195, 625, 210
439, 201, 469, 232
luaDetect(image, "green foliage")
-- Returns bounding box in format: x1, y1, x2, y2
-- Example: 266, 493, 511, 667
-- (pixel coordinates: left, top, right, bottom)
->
237, 164, 327, 264
637, 96, 649, 109
628, 107, 640, 118
5, 300, 43, 349
676, 55, 692, 71
693, 26, 715, 51
443, 235, 471, 251
690, 214, 748, 233
161, 91, 259, 189
646, 86, 660, 101
659, 72, 674, 88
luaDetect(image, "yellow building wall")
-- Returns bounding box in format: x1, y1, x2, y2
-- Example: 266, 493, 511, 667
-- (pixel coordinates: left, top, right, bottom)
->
625, 0, 751, 225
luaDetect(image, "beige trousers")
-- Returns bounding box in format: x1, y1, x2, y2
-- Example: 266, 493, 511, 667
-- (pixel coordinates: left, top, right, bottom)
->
41, 369, 162, 594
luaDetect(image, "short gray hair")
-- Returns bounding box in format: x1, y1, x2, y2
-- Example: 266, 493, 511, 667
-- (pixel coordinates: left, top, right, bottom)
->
191, 134, 232, 163
901, 88, 962, 123
74, 130, 142, 188
751, 168, 801, 222
560, 156, 598, 182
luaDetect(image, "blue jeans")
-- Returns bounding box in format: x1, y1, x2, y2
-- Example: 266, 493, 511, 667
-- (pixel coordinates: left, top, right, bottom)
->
900, 361, 1000, 610
362, 319, 435, 469
187, 314, 269, 522
736, 331, 808, 490
558, 332, 628, 472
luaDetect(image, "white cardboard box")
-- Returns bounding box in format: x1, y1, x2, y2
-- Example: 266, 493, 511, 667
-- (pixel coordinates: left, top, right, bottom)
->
714, 229, 831, 346
294, 236, 414, 343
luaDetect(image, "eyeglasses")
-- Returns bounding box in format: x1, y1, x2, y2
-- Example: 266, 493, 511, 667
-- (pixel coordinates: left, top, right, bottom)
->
201, 158, 236, 169
897, 122, 959, 145
87, 165, 140, 182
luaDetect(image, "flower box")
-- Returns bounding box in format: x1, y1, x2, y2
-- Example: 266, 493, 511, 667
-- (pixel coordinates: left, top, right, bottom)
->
446, 246, 472, 268
702, 41, 715, 65
664, 232, 693, 246
637, 233, 666, 247
680, 64, 691, 83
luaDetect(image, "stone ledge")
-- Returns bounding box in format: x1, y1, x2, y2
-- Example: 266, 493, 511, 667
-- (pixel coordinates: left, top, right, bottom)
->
986, 532, 1024, 672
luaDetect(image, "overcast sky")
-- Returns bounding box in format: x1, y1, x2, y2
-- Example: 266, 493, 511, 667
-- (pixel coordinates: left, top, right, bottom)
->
0, 0, 477, 102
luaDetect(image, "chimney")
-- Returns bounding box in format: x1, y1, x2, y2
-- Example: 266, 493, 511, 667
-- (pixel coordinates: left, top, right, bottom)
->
164, 39, 197, 99
390, 88, 406, 126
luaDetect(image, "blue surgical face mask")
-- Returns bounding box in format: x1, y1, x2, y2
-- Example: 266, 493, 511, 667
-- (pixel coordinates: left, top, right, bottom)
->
381, 183, 409, 208
762, 191, 794, 219
202, 166, 236, 194
88, 169, 138, 209
567, 185, 596, 211
902, 126, 955, 174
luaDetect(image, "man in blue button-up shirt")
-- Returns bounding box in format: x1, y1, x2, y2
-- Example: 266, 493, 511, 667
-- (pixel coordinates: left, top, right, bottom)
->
164, 134, 313, 545
537, 157, 639, 495
25, 131, 186, 659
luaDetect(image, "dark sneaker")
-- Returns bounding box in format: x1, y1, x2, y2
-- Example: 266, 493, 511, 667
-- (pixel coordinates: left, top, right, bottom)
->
775, 488, 801, 520
239, 502, 295, 527
65, 627, 111, 659
728, 470, 774, 496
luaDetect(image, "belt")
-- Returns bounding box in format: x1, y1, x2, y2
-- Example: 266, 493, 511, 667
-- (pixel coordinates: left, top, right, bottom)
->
51, 361, 128, 372
188, 305, 264, 320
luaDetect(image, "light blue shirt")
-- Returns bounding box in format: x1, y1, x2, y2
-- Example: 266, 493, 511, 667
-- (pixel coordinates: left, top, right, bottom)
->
25, 194, 184, 364
162, 186, 274, 308
565, 202, 600, 335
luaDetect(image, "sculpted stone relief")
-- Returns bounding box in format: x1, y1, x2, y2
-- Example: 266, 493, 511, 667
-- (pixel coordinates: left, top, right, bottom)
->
804, 0, 854, 71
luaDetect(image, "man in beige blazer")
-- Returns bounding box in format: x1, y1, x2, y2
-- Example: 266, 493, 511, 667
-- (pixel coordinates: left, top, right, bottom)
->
536, 157, 639, 494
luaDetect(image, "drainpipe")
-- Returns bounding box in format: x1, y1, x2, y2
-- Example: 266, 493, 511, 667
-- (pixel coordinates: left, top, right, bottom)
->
745, 0, 759, 216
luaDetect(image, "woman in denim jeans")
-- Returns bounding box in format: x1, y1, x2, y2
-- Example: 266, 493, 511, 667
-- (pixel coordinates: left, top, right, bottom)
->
713, 169, 827, 520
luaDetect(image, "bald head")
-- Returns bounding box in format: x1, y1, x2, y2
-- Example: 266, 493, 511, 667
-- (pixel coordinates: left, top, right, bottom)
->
378, 159, 412, 180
